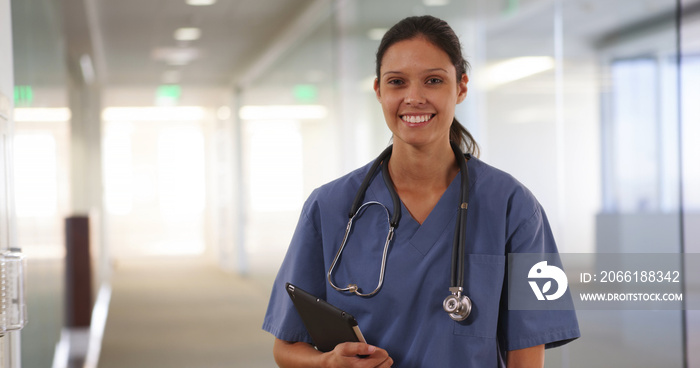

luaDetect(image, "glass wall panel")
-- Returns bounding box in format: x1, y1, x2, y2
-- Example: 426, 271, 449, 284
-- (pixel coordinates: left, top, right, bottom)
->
239, 13, 338, 272
563, 1, 683, 367
11, 0, 70, 365
681, 3, 700, 367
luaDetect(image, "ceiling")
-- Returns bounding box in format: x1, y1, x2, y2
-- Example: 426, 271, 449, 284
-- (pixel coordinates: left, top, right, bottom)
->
12, 0, 320, 88
10, 0, 700, 94
96, 0, 316, 87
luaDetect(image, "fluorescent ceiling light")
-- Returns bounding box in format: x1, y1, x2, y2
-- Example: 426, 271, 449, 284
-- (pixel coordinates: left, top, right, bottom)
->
174, 27, 201, 41
239, 105, 328, 120
102, 106, 206, 122
485, 56, 555, 87
423, 0, 450, 6
186, 0, 216, 5
367, 28, 387, 41
14, 108, 71, 122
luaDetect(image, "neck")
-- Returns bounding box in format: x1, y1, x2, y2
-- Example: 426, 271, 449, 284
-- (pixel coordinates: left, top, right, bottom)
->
388, 141, 459, 190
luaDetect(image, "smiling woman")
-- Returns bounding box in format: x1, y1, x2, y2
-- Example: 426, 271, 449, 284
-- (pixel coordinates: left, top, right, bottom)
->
263, 15, 579, 368
374, 37, 467, 153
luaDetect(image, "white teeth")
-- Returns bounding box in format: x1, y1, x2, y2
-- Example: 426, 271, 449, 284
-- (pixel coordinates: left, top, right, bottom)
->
402, 115, 432, 123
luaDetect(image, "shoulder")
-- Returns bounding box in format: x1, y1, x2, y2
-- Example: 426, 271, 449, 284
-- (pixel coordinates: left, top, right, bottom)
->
469, 156, 539, 211
301, 160, 374, 221
467, 157, 546, 241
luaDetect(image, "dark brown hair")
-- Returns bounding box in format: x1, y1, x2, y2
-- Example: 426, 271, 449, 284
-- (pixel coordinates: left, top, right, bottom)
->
375, 15, 479, 157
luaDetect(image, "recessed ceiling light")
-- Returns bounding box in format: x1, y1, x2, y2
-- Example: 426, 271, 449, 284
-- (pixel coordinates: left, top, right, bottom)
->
186, 0, 216, 5
174, 27, 201, 41
423, 0, 450, 5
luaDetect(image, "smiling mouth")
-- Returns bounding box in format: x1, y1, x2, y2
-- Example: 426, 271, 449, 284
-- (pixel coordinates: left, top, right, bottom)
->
401, 114, 435, 124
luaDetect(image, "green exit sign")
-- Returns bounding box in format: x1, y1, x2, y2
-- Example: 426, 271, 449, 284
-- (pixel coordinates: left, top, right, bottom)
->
293, 84, 317, 103
156, 85, 181, 104
14, 85, 33, 106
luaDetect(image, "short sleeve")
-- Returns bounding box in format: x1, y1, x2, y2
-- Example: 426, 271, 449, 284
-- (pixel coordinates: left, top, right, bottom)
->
498, 204, 581, 351
261, 197, 327, 343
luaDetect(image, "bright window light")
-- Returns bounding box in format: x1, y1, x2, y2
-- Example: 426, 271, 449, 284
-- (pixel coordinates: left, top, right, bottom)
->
248, 121, 304, 212
239, 105, 327, 120
102, 106, 206, 122
217, 106, 231, 120
174, 27, 201, 41
14, 108, 71, 122
157, 126, 205, 218
103, 122, 134, 216
14, 134, 58, 217
485, 56, 555, 87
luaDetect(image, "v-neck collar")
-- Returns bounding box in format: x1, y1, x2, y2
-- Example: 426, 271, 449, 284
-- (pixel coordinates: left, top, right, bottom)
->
365, 165, 463, 256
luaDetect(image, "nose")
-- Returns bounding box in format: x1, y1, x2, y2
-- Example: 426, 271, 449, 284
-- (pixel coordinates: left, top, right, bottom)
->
403, 85, 426, 105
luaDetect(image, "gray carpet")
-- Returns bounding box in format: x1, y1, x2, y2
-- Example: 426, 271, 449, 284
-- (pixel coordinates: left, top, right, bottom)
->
98, 257, 277, 368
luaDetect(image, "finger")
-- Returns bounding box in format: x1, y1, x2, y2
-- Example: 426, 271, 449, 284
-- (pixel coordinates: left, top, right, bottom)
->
378, 357, 394, 368
336, 342, 377, 357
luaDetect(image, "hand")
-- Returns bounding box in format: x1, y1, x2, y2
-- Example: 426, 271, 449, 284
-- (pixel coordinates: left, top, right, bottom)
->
321, 342, 393, 368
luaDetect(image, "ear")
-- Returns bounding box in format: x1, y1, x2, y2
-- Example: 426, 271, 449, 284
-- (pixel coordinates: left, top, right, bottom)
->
373, 78, 381, 101
456, 73, 468, 104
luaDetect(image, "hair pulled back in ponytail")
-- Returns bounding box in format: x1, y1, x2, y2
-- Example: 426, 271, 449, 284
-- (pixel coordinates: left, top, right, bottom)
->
375, 15, 480, 157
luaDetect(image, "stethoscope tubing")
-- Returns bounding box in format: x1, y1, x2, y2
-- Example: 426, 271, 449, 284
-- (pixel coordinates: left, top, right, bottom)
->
451, 142, 470, 290
327, 201, 395, 297
328, 141, 471, 311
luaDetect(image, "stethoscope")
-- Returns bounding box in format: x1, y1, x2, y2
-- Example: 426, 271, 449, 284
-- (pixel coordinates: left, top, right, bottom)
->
327, 141, 473, 321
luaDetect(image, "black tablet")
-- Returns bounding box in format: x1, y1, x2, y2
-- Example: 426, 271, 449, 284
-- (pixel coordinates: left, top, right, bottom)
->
285, 282, 366, 352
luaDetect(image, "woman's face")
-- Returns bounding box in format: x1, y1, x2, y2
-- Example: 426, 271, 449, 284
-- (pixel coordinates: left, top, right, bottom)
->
374, 36, 468, 150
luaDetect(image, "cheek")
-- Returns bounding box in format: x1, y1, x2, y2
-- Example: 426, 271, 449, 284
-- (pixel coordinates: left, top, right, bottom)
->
379, 95, 400, 114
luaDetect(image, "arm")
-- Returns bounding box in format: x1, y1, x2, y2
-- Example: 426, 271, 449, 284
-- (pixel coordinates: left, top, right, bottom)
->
506, 344, 544, 368
273, 338, 393, 368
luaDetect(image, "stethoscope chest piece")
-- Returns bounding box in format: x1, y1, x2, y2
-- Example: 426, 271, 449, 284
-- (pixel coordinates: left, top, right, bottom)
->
443, 287, 472, 321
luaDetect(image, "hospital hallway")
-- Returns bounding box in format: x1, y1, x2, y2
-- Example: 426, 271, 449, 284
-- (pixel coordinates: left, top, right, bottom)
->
97, 257, 277, 368
5, 0, 700, 366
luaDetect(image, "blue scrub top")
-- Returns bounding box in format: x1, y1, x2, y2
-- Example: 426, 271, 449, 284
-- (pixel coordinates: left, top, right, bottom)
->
263, 155, 580, 367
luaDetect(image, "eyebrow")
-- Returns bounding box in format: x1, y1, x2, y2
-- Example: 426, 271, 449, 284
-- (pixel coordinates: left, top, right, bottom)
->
381, 68, 450, 78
